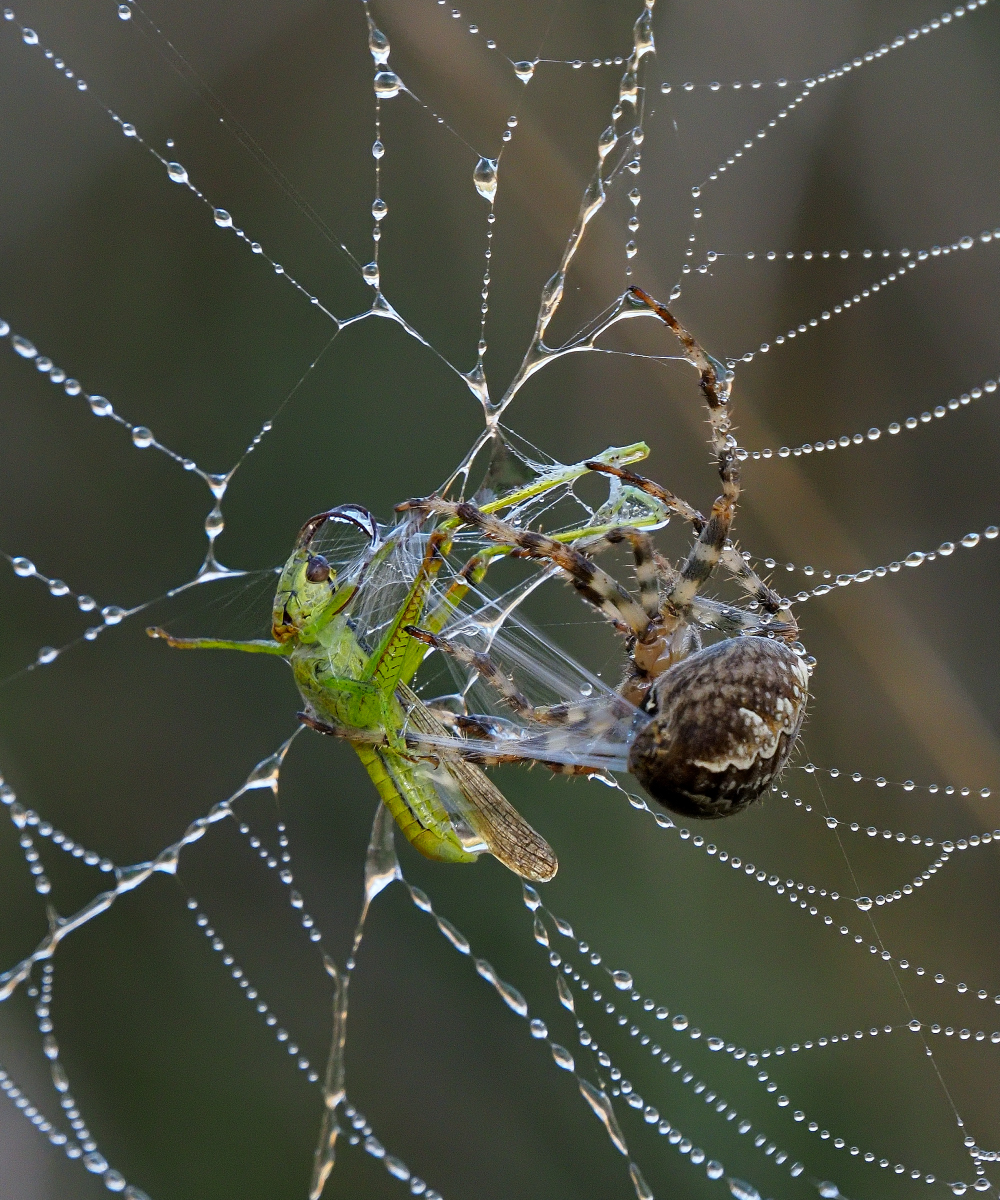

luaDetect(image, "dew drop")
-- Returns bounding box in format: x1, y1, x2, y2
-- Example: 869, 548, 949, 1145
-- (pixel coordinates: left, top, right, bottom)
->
121, 122, 137, 137
83, 1152, 109, 1175
513, 60, 535, 83
36, 647, 58, 665
12, 557, 35, 577
117, 3, 132, 17
436, 916, 470, 954
131, 426, 153, 448
372, 139, 385, 159
728, 1180, 762, 1200
362, 262, 380, 288
373, 70, 401, 98
672, 1014, 689, 1031
368, 25, 390, 64
371, 198, 388, 221
579, 1078, 629, 1154
21, 27, 38, 45
612, 970, 633, 991
166, 162, 188, 184
818, 1185, 841, 1199
551, 1043, 574, 1070
473, 157, 498, 203
12, 335, 37, 359
88, 395, 113, 416
213, 208, 233, 228
856, 896, 873, 912
529, 1018, 548, 1039
557, 974, 575, 1013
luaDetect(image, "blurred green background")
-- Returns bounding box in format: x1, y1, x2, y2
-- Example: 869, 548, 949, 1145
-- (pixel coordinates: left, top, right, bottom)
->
2, 1, 1000, 1197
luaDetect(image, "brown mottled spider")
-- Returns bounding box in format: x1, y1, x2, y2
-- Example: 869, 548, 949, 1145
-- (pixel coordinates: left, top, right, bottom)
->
400, 287, 809, 819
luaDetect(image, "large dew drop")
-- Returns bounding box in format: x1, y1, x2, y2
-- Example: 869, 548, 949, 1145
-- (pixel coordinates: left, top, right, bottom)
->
728, 1181, 761, 1200
578, 1079, 629, 1155
361, 261, 380, 288
373, 70, 401, 98
368, 25, 390, 64
513, 60, 535, 83
551, 1044, 575, 1071
611, 969, 633, 991
166, 161, 188, 184
473, 157, 498, 203
855, 896, 873, 912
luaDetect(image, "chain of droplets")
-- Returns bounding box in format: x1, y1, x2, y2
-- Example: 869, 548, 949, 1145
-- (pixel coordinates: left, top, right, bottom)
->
1, 7, 344, 323
776, 785, 996, 911
190, 809, 450, 1195
0, 963, 153, 1197
745, 524, 1000, 606
0, 313, 295, 670
186, 888, 320, 1081
5, 551, 125, 650
523, 889, 816, 1195
606, 779, 1000, 1009
402, 881, 665, 1200
726, 235, 998, 366
422, 0, 639, 85
744, 375, 997, 460
3, 782, 115, 896
789, 763, 993, 802
0, 747, 433, 1196
663, 2, 988, 99
783, 780, 997, 854
673, 0, 990, 330
527, 895, 990, 1196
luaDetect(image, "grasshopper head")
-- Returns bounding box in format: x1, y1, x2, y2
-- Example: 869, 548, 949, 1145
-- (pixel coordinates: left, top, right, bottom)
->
271, 505, 379, 642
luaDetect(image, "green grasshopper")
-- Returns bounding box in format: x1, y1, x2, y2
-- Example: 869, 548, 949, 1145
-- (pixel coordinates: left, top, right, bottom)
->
148, 443, 660, 882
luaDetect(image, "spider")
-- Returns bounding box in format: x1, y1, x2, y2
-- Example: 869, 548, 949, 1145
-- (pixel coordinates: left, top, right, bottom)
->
399, 286, 810, 819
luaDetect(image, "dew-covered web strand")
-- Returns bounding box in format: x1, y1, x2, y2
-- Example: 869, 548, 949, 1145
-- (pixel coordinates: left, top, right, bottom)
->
0, 739, 447, 1198
639, 0, 996, 361
807, 771, 981, 1187
111, 0, 364, 274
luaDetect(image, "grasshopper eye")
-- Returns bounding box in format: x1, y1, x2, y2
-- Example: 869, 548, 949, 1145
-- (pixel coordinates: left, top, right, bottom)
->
305, 554, 331, 583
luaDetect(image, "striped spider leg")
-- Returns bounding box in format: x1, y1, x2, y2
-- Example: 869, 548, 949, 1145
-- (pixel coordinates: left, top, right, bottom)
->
398, 290, 809, 819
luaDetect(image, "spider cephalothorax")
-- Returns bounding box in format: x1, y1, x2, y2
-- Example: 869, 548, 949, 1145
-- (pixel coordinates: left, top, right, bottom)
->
400, 286, 809, 820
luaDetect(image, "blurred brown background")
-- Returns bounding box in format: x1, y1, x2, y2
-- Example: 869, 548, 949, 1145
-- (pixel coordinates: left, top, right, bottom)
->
1, 1, 1000, 1197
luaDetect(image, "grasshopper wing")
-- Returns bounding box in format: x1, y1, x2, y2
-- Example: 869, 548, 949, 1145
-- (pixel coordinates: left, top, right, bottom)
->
398, 682, 558, 882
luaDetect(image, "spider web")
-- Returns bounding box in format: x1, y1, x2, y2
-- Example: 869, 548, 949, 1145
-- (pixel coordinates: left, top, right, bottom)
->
2, 0, 1000, 1197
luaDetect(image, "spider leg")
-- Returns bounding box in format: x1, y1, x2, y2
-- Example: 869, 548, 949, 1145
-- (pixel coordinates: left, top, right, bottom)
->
585, 461, 786, 608
574, 526, 660, 619
624, 287, 745, 616
397, 498, 652, 639
404, 626, 585, 727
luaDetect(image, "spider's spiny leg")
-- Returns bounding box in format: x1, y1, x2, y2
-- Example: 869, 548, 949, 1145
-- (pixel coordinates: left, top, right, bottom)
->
576, 526, 661, 620
585, 462, 790, 625
398, 498, 651, 638
717, 546, 799, 639
668, 447, 739, 611
584, 460, 706, 531
404, 626, 581, 726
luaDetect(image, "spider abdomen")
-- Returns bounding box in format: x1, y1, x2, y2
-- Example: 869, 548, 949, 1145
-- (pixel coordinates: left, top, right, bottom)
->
627, 638, 808, 819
